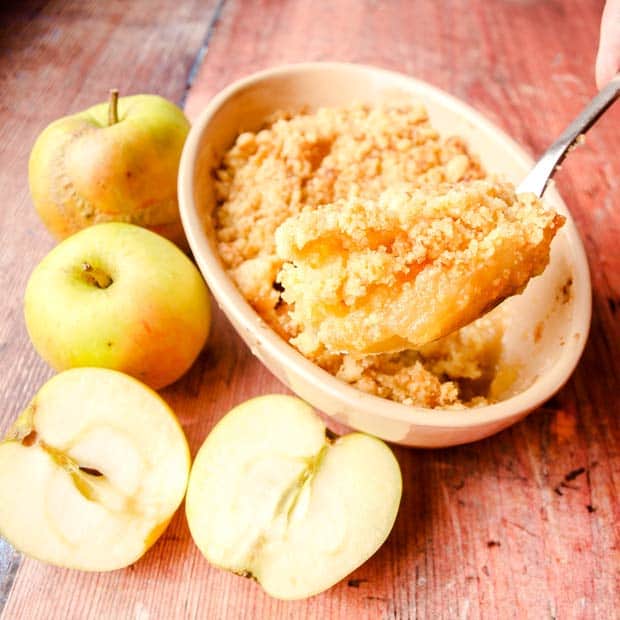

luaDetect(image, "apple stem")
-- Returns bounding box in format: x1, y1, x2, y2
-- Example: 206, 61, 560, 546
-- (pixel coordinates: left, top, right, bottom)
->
82, 263, 113, 289
108, 89, 119, 126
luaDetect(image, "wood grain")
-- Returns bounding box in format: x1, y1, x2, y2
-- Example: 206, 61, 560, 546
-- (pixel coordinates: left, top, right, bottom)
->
1, 1, 619, 619
0, 0, 219, 613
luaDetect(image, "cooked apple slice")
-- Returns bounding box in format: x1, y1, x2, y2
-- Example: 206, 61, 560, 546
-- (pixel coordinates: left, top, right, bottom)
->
0, 368, 190, 571
276, 179, 565, 355
185, 395, 402, 600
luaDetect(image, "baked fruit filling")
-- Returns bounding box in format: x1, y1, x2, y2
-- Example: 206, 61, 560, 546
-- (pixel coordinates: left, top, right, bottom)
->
213, 104, 565, 408
276, 180, 564, 355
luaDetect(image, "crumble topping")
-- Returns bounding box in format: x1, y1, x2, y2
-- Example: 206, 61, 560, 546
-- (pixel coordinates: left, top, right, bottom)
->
213, 103, 560, 408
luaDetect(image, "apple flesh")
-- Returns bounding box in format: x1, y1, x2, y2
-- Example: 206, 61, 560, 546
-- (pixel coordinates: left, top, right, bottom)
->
185, 395, 402, 600
24, 222, 211, 390
0, 368, 190, 571
28, 91, 190, 247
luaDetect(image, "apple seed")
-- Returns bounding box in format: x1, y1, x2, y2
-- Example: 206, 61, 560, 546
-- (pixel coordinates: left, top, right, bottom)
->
21, 430, 38, 447
79, 466, 104, 477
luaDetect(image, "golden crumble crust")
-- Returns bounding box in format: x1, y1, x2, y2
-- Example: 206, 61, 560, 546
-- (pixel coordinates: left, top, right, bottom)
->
213, 103, 556, 409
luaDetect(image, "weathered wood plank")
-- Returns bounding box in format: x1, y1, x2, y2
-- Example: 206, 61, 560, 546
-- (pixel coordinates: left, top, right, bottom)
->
1, 0, 618, 619
0, 0, 218, 616
184, 5, 620, 616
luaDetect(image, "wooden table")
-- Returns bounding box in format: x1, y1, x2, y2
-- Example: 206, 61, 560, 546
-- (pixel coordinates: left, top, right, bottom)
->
1, 1, 618, 618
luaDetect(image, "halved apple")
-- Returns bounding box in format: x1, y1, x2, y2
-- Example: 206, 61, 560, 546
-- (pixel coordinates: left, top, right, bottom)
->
0, 368, 190, 571
185, 395, 402, 600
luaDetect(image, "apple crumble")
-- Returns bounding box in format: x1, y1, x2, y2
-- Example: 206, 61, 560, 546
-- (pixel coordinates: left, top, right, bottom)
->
276, 181, 564, 356
213, 103, 561, 408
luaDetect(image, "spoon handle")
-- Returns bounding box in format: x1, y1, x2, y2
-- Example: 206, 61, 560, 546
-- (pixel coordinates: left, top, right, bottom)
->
517, 74, 620, 197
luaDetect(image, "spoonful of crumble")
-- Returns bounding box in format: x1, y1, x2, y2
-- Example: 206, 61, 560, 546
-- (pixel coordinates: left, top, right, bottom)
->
276, 180, 562, 355
275, 76, 620, 356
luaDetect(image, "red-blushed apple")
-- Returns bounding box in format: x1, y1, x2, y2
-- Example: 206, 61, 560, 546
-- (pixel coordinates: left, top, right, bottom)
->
0, 368, 190, 571
185, 394, 402, 600
28, 91, 190, 247
24, 222, 210, 389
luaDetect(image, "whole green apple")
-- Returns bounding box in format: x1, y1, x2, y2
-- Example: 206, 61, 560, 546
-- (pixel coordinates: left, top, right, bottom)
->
24, 223, 211, 389
28, 90, 190, 247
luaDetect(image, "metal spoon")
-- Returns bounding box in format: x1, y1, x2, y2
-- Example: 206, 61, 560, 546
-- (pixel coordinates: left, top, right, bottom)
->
517, 74, 620, 197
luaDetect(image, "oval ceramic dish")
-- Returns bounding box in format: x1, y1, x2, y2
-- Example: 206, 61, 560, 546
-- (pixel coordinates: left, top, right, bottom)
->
178, 63, 591, 448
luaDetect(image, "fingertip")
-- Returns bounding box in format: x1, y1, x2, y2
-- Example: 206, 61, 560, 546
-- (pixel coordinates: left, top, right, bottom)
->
595, 54, 615, 90
595, 0, 620, 89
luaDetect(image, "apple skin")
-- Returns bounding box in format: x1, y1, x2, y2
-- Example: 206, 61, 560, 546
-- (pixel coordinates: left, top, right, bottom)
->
0, 368, 191, 571
24, 222, 211, 390
28, 94, 190, 248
